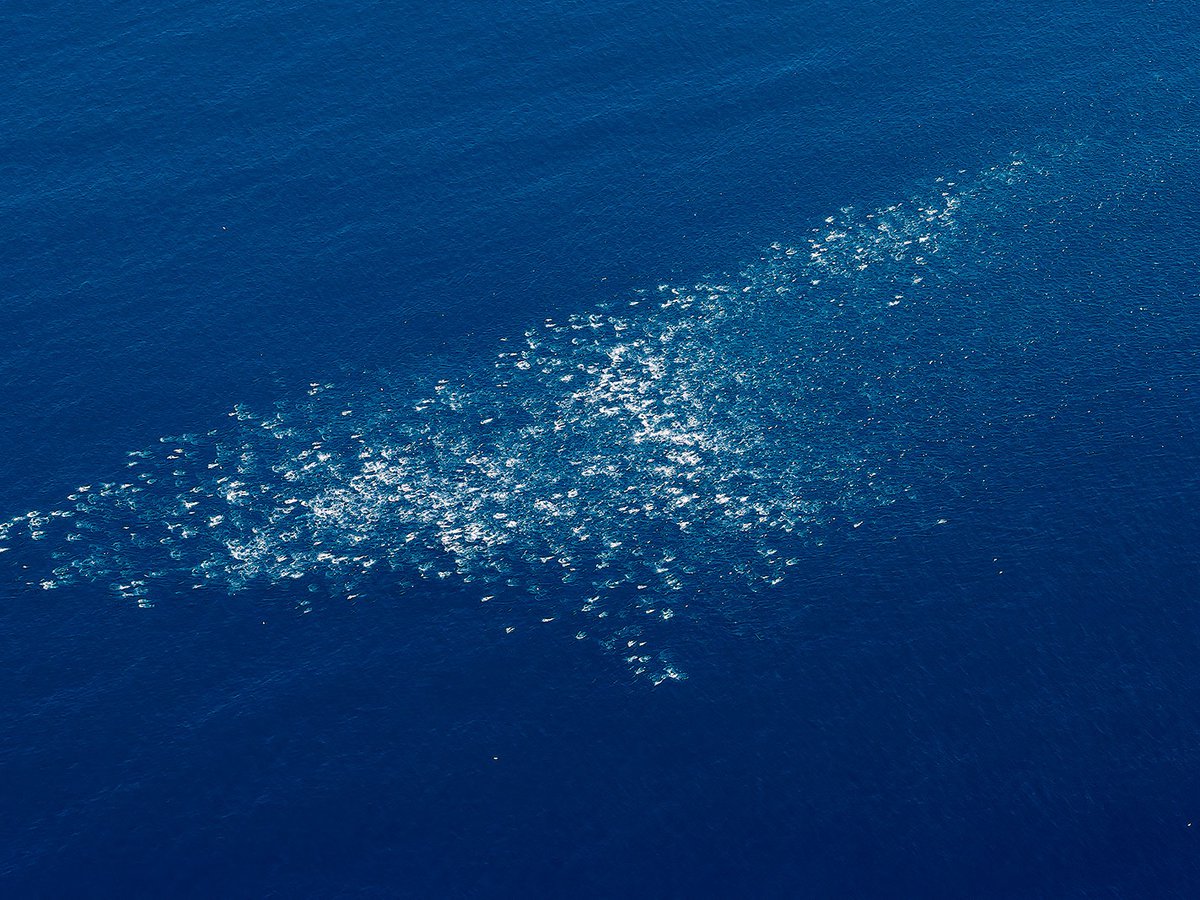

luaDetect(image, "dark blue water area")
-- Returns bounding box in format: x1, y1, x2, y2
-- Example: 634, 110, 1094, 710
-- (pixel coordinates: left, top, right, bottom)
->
4, 0, 1200, 896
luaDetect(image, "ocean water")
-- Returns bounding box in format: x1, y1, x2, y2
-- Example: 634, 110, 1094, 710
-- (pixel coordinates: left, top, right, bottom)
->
3, 0, 1200, 896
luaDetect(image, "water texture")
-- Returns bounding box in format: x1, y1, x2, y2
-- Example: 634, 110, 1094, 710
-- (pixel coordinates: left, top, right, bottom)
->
4, 0, 1200, 896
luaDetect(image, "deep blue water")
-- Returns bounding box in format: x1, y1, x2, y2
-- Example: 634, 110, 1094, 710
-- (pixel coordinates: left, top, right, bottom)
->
4, 0, 1200, 895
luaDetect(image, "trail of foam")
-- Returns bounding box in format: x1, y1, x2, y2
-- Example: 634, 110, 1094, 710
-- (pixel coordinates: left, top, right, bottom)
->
1, 155, 1043, 682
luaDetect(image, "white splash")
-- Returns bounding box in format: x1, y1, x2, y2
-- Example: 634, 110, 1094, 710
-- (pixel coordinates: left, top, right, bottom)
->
0, 155, 1043, 681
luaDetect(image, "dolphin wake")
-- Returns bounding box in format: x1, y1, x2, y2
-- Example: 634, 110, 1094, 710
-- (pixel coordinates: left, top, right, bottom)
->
1, 155, 1045, 681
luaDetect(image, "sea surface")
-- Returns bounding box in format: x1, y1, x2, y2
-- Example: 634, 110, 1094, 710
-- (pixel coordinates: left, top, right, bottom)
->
3, 0, 1199, 896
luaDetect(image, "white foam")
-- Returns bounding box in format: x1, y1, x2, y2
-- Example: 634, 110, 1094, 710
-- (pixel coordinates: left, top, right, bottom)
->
1, 154, 1046, 681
